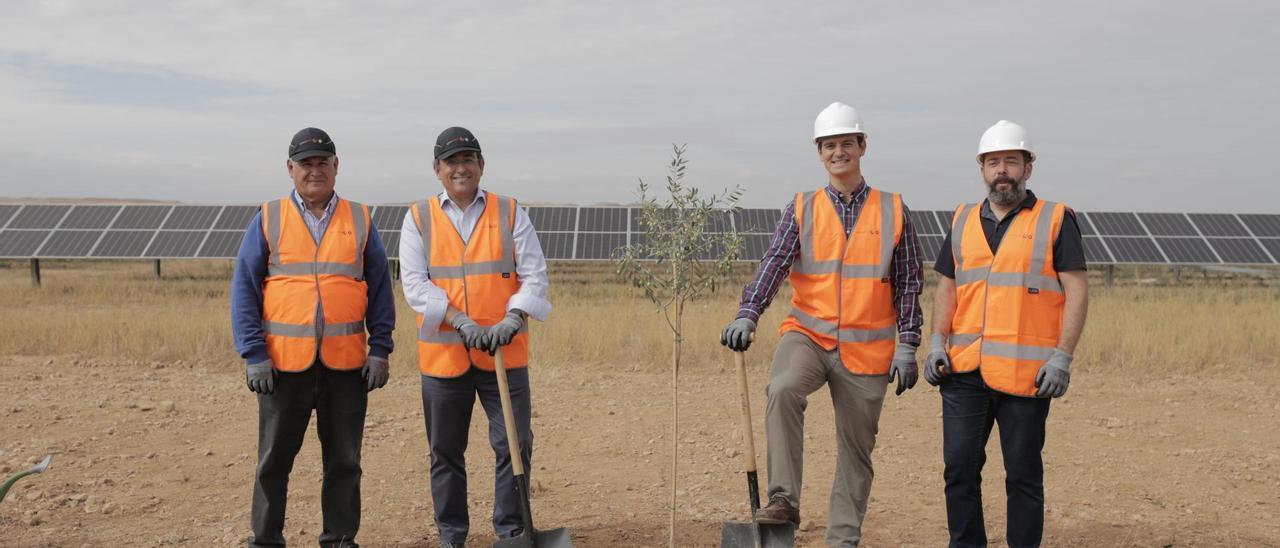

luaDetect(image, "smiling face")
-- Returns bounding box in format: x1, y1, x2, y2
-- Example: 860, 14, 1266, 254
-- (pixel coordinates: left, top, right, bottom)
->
980, 150, 1033, 207
817, 133, 866, 180
434, 151, 484, 202
287, 155, 338, 205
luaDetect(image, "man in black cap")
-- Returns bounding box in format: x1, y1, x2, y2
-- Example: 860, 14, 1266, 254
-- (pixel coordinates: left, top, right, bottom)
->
398, 127, 552, 547
231, 127, 397, 547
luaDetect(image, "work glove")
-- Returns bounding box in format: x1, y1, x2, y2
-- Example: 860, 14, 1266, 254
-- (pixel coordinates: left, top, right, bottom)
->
485, 309, 526, 355
1035, 350, 1072, 398
888, 342, 919, 396
246, 359, 276, 395
451, 313, 488, 351
720, 318, 756, 352
924, 333, 952, 386
362, 355, 389, 392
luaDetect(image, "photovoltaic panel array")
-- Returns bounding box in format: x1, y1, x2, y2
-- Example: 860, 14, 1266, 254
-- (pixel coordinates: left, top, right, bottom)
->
0, 204, 1276, 267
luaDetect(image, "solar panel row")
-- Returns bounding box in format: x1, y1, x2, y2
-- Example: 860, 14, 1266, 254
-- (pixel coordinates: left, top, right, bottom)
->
0, 204, 1277, 266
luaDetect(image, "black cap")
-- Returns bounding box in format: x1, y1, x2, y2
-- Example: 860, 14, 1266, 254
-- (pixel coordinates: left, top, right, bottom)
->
288, 127, 336, 161
434, 127, 481, 160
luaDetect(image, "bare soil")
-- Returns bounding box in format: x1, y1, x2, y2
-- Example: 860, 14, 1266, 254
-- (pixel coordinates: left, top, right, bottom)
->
1, 356, 1277, 547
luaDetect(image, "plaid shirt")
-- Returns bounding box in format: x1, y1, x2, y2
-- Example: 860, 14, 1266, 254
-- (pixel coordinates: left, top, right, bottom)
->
735, 181, 924, 345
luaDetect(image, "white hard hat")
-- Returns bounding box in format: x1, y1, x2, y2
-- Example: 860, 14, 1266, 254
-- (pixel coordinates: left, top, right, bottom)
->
977, 120, 1035, 163
814, 102, 865, 142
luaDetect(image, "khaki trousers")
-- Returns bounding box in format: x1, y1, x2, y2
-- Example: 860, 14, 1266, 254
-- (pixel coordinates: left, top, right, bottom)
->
765, 331, 888, 547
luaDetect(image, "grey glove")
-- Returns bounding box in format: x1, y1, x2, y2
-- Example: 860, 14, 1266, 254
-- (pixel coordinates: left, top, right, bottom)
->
888, 342, 919, 396
1035, 350, 1072, 398
246, 360, 276, 394
451, 313, 488, 351
720, 318, 756, 352
485, 309, 526, 354
924, 333, 952, 386
362, 355, 389, 392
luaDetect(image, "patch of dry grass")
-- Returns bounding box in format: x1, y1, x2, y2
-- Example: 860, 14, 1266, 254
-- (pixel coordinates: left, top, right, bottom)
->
1, 260, 1276, 374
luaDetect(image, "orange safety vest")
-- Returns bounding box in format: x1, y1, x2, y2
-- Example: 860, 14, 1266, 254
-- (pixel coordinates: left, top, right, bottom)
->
260, 197, 371, 372
946, 199, 1067, 397
779, 187, 903, 374
411, 192, 529, 378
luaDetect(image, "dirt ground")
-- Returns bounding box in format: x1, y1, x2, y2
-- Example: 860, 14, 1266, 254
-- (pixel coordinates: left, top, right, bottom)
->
1, 355, 1277, 547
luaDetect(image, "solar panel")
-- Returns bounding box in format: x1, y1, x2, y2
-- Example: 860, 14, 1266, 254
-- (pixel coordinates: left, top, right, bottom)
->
919, 235, 944, 264
0, 230, 51, 257
371, 205, 408, 232
92, 231, 156, 257
161, 206, 220, 230
704, 210, 733, 232
1188, 214, 1248, 237
9, 205, 71, 229
197, 231, 244, 258
60, 205, 121, 229
528, 207, 577, 232
214, 206, 259, 230
742, 234, 771, 261
575, 232, 627, 259
1258, 239, 1280, 263
1082, 237, 1113, 264
380, 231, 400, 259
910, 209, 941, 235
37, 230, 102, 257
934, 210, 955, 232
1206, 238, 1272, 264
0, 205, 20, 228
145, 231, 207, 257
1075, 212, 1096, 236
1155, 237, 1218, 264
1239, 214, 1280, 237
1138, 213, 1197, 236
538, 232, 575, 260
1104, 236, 1165, 263
734, 209, 782, 233
112, 205, 172, 229
1089, 212, 1146, 236
578, 208, 628, 232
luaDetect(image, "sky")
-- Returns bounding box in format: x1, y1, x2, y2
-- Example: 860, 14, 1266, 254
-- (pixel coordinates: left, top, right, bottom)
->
0, 1, 1276, 212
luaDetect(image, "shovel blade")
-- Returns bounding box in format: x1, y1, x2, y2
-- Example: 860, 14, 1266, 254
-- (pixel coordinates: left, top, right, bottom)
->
720, 521, 794, 548
493, 527, 572, 548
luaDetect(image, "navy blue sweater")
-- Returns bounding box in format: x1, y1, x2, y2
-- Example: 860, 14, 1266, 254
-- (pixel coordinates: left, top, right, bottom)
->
230, 210, 395, 365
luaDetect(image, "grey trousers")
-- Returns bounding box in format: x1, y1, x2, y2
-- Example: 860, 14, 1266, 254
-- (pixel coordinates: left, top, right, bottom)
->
765, 331, 888, 548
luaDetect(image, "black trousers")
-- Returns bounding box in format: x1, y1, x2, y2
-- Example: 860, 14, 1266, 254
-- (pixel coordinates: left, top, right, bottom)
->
251, 365, 367, 548
421, 367, 533, 544
941, 371, 1051, 548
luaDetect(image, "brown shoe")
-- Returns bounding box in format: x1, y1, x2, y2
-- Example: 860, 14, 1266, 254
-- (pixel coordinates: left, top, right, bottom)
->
754, 495, 799, 525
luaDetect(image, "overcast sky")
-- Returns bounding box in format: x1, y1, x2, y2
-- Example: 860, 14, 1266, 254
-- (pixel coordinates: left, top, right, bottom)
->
0, 1, 1276, 212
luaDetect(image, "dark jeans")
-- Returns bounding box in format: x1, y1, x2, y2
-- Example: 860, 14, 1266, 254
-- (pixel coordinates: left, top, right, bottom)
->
421, 367, 533, 544
251, 365, 368, 548
941, 371, 1051, 548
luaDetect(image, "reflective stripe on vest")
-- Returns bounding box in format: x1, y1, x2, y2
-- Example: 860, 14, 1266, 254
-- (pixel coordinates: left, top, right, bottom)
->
412, 192, 528, 377
946, 199, 1067, 396
260, 197, 370, 372
780, 187, 902, 375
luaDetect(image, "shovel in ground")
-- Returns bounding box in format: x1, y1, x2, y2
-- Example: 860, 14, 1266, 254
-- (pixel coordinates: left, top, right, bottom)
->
493, 349, 572, 548
0, 455, 51, 504
721, 343, 794, 548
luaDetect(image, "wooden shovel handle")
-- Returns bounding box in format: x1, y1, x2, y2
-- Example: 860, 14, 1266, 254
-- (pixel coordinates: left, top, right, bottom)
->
494, 350, 526, 477
734, 334, 758, 473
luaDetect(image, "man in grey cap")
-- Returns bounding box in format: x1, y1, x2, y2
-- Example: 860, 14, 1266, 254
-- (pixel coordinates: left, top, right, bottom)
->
231, 127, 397, 548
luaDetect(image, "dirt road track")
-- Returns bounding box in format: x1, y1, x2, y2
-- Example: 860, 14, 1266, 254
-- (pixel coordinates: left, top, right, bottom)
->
1, 356, 1277, 547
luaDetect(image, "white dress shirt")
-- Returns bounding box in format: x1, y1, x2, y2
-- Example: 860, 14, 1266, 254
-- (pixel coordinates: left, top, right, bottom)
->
400, 189, 551, 338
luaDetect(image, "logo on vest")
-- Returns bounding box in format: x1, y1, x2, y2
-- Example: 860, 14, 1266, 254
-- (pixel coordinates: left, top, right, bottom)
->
1028, 287, 1040, 294
502, 272, 511, 279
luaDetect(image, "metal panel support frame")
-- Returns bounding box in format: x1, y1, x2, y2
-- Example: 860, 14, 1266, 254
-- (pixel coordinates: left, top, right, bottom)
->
1104, 264, 1115, 288
154, 259, 162, 279
30, 258, 41, 287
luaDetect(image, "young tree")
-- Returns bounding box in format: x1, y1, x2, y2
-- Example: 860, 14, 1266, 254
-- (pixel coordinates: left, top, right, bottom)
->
614, 144, 744, 546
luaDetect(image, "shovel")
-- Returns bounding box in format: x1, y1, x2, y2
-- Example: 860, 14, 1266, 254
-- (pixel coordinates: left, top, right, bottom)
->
0, 455, 51, 504
720, 342, 794, 548
493, 349, 572, 548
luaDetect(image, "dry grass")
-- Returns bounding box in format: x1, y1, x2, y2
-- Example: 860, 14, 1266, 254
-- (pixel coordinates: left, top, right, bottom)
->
1, 259, 1276, 374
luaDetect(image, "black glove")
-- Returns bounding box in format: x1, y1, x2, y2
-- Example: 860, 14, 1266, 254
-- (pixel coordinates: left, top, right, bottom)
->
362, 356, 389, 392
720, 318, 756, 352
246, 360, 276, 394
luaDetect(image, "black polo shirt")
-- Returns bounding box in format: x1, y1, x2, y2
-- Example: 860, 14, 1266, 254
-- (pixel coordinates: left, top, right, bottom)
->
934, 190, 1087, 278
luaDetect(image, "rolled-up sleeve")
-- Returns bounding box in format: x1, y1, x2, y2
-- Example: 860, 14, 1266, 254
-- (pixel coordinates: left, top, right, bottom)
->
399, 209, 451, 338
507, 204, 552, 322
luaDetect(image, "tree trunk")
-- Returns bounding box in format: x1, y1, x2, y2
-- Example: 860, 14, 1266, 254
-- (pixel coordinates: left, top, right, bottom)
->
669, 299, 684, 547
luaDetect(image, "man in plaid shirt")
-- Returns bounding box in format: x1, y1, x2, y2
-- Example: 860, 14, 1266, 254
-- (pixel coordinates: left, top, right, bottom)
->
721, 102, 923, 546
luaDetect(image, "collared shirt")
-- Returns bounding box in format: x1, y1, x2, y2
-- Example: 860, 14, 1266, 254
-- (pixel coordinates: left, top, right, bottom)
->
399, 189, 552, 338
290, 190, 339, 244
933, 189, 1087, 278
735, 181, 925, 346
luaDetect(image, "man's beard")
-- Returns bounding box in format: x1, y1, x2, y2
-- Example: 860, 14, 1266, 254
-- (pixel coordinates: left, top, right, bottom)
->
987, 175, 1026, 207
